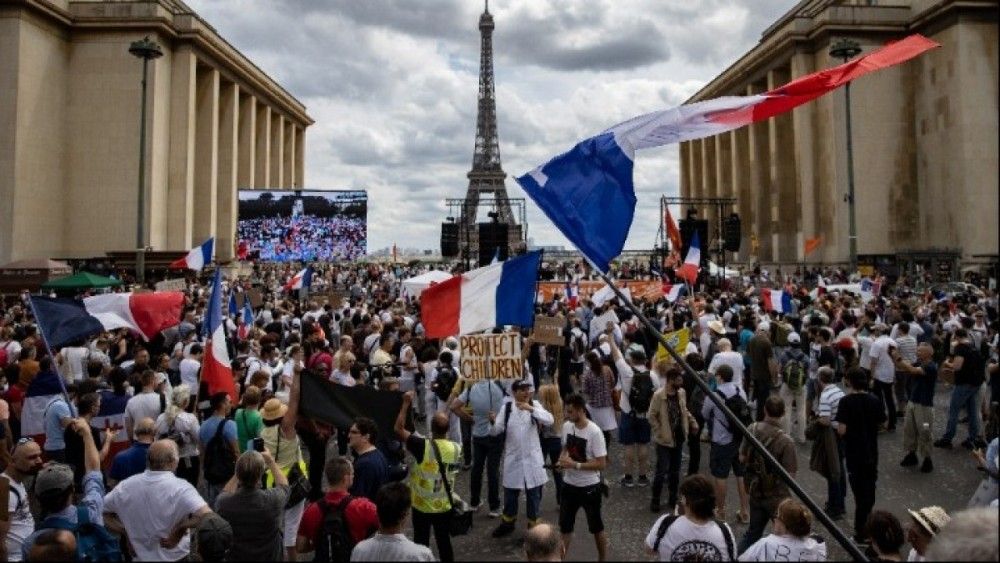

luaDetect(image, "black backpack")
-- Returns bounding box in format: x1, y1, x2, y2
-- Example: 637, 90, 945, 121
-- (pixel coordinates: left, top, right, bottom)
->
721, 388, 753, 429
628, 370, 655, 417
202, 419, 236, 485
651, 514, 735, 560
313, 495, 368, 563
432, 365, 458, 403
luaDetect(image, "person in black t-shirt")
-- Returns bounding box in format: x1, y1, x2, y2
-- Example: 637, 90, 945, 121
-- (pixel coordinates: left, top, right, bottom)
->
936, 328, 986, 450
835, 368, 885, 543
895, 343, 938, 472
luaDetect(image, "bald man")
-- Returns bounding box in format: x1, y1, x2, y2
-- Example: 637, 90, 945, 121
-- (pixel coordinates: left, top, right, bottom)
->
104, 440, 211, 561
2, 438, 44, 561
525, 523, 565, 561
108, 417, 157, 486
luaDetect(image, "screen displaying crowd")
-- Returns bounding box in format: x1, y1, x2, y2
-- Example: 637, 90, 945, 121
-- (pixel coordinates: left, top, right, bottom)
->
237, 190, 368, 262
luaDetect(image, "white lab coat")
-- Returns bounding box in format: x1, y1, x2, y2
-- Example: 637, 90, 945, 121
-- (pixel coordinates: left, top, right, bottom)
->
491, 399, 553, 490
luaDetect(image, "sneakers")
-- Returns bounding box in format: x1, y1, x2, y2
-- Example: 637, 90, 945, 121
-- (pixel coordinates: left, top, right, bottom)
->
960, 438, 976, 450
933, 438, 953, 449
921, 458, 934, 473
636, 475, 650, 488
470, 502, 483, 512
491, 521, 515, 538
488, 508, 501, 518
900, 452, 919, 467
620, 475, 635, 488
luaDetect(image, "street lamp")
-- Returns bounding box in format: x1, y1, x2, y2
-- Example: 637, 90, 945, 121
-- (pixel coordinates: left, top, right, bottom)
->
128, 36, 163, 286
829, 38, 862, 270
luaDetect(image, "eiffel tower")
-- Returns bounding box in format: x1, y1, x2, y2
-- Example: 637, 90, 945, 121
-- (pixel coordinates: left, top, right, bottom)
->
460, 0, 521, 261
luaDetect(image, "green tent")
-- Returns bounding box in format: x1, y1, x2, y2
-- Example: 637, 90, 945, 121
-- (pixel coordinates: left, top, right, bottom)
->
41, 271, 123, 290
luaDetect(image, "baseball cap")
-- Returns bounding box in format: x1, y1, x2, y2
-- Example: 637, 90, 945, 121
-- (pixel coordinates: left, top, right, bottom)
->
787, 332, 801, 344
35, 463, 74, 497
908, 506, 950, 536
511, 379, 533, 391
757, 322, 771, 334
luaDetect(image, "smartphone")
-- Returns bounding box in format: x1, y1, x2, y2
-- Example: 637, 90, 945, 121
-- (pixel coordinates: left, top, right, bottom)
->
252, 437, 265, 452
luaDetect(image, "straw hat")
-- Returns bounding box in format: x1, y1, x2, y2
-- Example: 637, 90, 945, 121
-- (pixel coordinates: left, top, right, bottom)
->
908, 506, 950, 536
708, 320, 726, 335
260, 398, 288, 422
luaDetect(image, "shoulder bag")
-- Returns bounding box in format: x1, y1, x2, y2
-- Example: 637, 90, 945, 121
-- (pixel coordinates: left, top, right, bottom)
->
430, 439, 473, 536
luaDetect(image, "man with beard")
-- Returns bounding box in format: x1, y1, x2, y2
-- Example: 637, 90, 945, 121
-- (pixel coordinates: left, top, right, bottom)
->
1, 439, 44, 561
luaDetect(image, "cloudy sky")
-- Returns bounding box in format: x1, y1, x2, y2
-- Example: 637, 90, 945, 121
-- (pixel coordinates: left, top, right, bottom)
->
187, 0, 794, 253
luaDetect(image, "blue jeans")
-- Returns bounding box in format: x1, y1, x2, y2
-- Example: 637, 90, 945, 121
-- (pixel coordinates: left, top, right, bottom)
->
942, 384, 982, 442
470, 435, 503, 510
502, 485, 543, 524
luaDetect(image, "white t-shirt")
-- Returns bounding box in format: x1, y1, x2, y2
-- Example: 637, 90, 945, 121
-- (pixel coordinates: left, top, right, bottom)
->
103, 470, 208, 561
738, 533, 827, 561
124, 392, 163, 433
60, 346, 90, 382
179, 358, 201, 392
645, 514, 735, 562
2, 475, 33, 562
869, 335, 897, 384
560, 420, 607, 487
708, 351, 745, 390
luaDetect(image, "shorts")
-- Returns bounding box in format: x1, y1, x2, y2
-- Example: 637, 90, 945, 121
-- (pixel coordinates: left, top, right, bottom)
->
559, 483, 605, 534
709, 440, 745, 479
618, 412, 651, 445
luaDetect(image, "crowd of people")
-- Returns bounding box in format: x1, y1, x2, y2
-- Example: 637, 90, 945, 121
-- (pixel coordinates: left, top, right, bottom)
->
237, 214, 368, 262
0, 259, 997, 561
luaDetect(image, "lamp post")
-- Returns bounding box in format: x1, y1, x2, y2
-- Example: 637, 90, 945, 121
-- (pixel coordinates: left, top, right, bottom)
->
829, 38, 862, 270
128, 36, 163, 286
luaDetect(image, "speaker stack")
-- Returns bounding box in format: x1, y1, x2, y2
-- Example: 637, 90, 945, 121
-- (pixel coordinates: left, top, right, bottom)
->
440, 223, 459, 258
478, 222, 509, 266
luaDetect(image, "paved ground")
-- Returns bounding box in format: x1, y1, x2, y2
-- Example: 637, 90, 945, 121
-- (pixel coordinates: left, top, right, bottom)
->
436, 385, 987, 561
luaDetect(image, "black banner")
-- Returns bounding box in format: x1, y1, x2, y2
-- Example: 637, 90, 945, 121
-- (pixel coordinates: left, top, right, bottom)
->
299, 373, 410, 441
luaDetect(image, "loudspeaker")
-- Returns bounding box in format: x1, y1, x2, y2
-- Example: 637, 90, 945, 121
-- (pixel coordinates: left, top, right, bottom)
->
441, 223, 459, 258
723, 213, 742, 252
478, 222, 509, 266
679, 219, 709, 265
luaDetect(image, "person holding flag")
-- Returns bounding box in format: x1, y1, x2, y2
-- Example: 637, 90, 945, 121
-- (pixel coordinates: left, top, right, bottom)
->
202, 268, 237, 403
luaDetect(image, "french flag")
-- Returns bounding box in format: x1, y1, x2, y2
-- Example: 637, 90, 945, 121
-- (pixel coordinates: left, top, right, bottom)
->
565, 282, 579, 309
662, 283, 685, 303
238, 300, 253, 340
675, 231, 701, 285
93, 389, 130, 469
31, 292, 184, 348
203, 268, 237, 401
515, 36, 938, 272
284, 267, 313, 292
21, 369, 68, 447
421, 251, 541, 338
169, 238, 214, 271
762, 289, 793, 314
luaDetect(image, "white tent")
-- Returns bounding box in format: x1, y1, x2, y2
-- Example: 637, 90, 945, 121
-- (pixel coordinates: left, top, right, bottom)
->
401, 270, 454, 297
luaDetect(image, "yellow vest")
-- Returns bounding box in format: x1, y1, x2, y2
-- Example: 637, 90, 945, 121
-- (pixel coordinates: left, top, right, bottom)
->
261, 426, 307, 487
410, 438, 460, 514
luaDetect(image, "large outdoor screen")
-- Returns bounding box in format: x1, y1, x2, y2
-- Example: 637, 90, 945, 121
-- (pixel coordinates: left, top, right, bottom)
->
237, 189, 368, 262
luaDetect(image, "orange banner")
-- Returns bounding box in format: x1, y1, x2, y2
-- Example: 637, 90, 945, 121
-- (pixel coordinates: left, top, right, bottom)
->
804, 237, 822, 256
538, 280, 664, 303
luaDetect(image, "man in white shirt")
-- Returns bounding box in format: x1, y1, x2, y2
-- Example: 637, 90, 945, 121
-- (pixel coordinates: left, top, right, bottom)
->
104, 440, 212, 561
489, 380, 553, 538
869, 326, 899, 431
607, 337, 653, 488
707, 338, 746, 391
124, 370, 164, 439
179, 344, 203, 404
555, 393, 608, 561
56, 343, 89, 383
1, 440, 44, 561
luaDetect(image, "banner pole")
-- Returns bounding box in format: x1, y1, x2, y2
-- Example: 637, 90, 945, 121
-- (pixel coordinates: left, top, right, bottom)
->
591, 266, 867, 562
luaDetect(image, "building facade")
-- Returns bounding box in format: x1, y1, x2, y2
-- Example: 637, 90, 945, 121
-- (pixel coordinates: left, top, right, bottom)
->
679, 0, 997, 273
0, 0, 312, 264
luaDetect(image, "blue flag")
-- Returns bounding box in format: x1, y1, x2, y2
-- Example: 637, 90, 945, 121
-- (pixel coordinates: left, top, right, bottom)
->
228, 292, 238, 317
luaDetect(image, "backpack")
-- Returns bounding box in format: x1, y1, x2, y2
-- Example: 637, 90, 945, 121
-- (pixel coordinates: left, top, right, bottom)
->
651, 514, 735, 560
717, 388, 753, 432
38, 506, 123, 562
202, 419, 236, 485
783, 359, 807, 391
628, 370, 655, 417
432, 365, 458, 403
313, 495, 368, 563
743, 423, 782, 498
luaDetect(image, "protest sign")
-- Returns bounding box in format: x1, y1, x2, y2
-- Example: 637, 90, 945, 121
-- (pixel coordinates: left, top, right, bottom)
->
458, 332, 522, 381
655, 327, 691, 363
247, 288, 263, 309
155, 278, 187, 292
532, 315, 565, 346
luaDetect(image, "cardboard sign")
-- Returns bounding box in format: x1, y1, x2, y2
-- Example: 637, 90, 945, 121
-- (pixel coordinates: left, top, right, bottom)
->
532, 315, 565, 346
155, 278, 187, 292
247, 288, 263, 309
458, 332, 522, 381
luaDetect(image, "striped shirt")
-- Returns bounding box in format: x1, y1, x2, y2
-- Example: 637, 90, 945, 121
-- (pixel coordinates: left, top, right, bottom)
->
817, 384, 845, 430
895, 335, 918, 364
350, 533, 435, 561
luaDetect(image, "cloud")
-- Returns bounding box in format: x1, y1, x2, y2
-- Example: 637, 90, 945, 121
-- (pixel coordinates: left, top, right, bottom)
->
185, 0, 796, 253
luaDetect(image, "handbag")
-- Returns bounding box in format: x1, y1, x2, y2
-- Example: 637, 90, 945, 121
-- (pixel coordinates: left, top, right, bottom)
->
430, 439, 473, 536
275, 432, 311, 508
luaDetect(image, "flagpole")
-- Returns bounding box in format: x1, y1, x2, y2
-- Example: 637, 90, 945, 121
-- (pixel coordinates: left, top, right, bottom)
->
26, 297, 78, 418
589, 264, 867, 562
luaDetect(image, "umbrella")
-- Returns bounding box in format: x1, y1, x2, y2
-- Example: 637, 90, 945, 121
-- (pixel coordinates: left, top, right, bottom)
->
41, 271, 123, 290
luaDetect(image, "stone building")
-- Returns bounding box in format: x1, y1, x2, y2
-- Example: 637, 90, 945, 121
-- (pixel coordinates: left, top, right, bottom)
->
0, 0, 312, 264
679, 0, 997, 276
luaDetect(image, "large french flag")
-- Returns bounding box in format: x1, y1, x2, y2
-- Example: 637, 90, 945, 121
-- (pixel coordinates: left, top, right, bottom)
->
284, 267, 313, 292
675, 231, 701, 285
421, 251, 541, 338
516, 35, 938, 272
203, 268, 237, 401
169, 238, 214, 271
21, 369, 67, 446
565, 282, 579, 310
762, 289, 793, 314
31, 292, 184, 348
